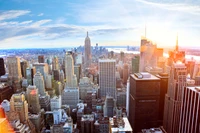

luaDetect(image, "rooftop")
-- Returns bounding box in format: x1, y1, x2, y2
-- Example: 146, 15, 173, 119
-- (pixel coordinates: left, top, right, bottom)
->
131, 72, 160, 81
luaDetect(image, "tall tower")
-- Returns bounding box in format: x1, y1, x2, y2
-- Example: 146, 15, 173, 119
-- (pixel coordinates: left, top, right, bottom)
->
65, 52, 77, 87
179, 87, 200, 133
0, 58, 5, 76
163, 62, 187, 133
84, 31, 91, 68
9, 93, 28, 123
99, 59, 116, 98
52, 56, 59, 70
33, 72, 46, 96
176, 34, 178, 51
38, 55, 45, 63
26, 85, 41, 114
7, 56, 22, 92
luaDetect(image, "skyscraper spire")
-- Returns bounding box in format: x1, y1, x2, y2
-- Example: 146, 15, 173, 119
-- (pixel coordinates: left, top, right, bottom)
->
145, 24, 146, 38
176, 33, 178, 51
87, 31, 88, 37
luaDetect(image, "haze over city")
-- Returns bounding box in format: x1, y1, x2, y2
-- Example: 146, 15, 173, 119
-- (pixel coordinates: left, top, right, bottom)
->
0, 0, 200, 49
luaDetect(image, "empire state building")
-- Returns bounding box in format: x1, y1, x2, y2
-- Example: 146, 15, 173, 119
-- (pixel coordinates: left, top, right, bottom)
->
84, 31, 91, 68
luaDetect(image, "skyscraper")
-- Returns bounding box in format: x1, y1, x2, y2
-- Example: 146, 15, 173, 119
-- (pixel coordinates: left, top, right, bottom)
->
163, 36, 187, 133
163, 62, 187, 133
84, 32, 91, 68
20, 60, 28, 78
7, 56, 22, 92
33, 72, 46, 96
38, 55, 45, 63
129, 73, 160, 133
52, 56, 59, 70
26, 85, 41, 114
179, 87, 200, 133
9, 93, 28, 123
99, 59, 116, 98
0, 58, 5, 76
65, 52, 77, 87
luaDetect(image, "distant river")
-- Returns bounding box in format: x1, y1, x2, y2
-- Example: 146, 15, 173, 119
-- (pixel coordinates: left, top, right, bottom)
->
107, 48, 200, 62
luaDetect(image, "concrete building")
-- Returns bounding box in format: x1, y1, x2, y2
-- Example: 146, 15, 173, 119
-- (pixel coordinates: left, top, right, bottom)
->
123, 64, 129, 84
38, 55, 44, 63
129, 73, 160, 133
26, 85, 41, 114
179, 87, 200, 133
50, 95, 62, 111
103, 96, 116, 117
99, 59, 116, 98
9, 93, 28, 123
0, 58, 5, 77
94, 117, 109, 133
79, 77, 98, 100
81, 114, 94, 133
52, 56, 59, 70
33, 63, 49, 81
0, 84, 13, 103
74, 64, 81, 84
20, 60, 28, 78
62, 87, 79, 109
7, 56, 22, 92
45, 74, 52, 89
65, 52, 77, 88
163, 62, 187, 133
109, 117, 133, 133
26, 67, 36, 85
33, 72, 46, 96
84, 32, 91, 69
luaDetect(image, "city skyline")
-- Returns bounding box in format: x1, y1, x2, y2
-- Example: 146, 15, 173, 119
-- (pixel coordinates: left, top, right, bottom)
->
0, 0, 200, 49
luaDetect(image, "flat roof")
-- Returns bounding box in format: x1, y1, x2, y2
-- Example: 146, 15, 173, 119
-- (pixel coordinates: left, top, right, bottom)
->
110, 117, 133, 132
99, 59, 116, 62
131, 73, 160, 81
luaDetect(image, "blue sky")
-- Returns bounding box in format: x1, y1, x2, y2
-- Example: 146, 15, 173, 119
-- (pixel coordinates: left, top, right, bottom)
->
0, 0, 200, 49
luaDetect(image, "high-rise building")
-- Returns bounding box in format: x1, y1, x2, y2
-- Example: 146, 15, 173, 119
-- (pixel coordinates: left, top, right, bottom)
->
163, 62, 187, 133
99, 59, 116, 98
179, 87, 200, 133
33, 72, 46, 96
129, 72, 160, 133
38, 55, 45, 63
123, 64, 129, 84
26, 85, 41, 114
20, 60, 28, 78
79, 77, 97, 100
33, 63, 49, 81
81, 114, 94, 133
45, 74, 52, 89
33, 72, 50, 111
50, 96, 61, 111
139, 37, 157, 72
132, 56, 139, 74
84, 32, 91, 68
7, 56, 22, 92
155, 73, 169, 125
53, 69, 60, 81
26, 67, 36, 85
62, 87, 79, 109
74, 64, 81, 84
9, 93, 28, 123
0, 58, 5, 76
103, 96, 116, 117
65, 52, 77, 88
94, 117, 109, 133
52, 56, 59, 70
0, 84, 14, 103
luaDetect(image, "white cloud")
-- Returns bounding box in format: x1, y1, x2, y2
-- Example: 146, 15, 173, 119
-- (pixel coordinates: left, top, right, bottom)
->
136, 0, 200, 15
30, 19, 52, 27
0, 10, 30, 21
38, 13, 44, 16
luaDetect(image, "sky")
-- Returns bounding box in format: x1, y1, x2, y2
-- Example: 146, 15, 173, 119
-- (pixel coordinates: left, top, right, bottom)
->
0, 0, 200, 49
